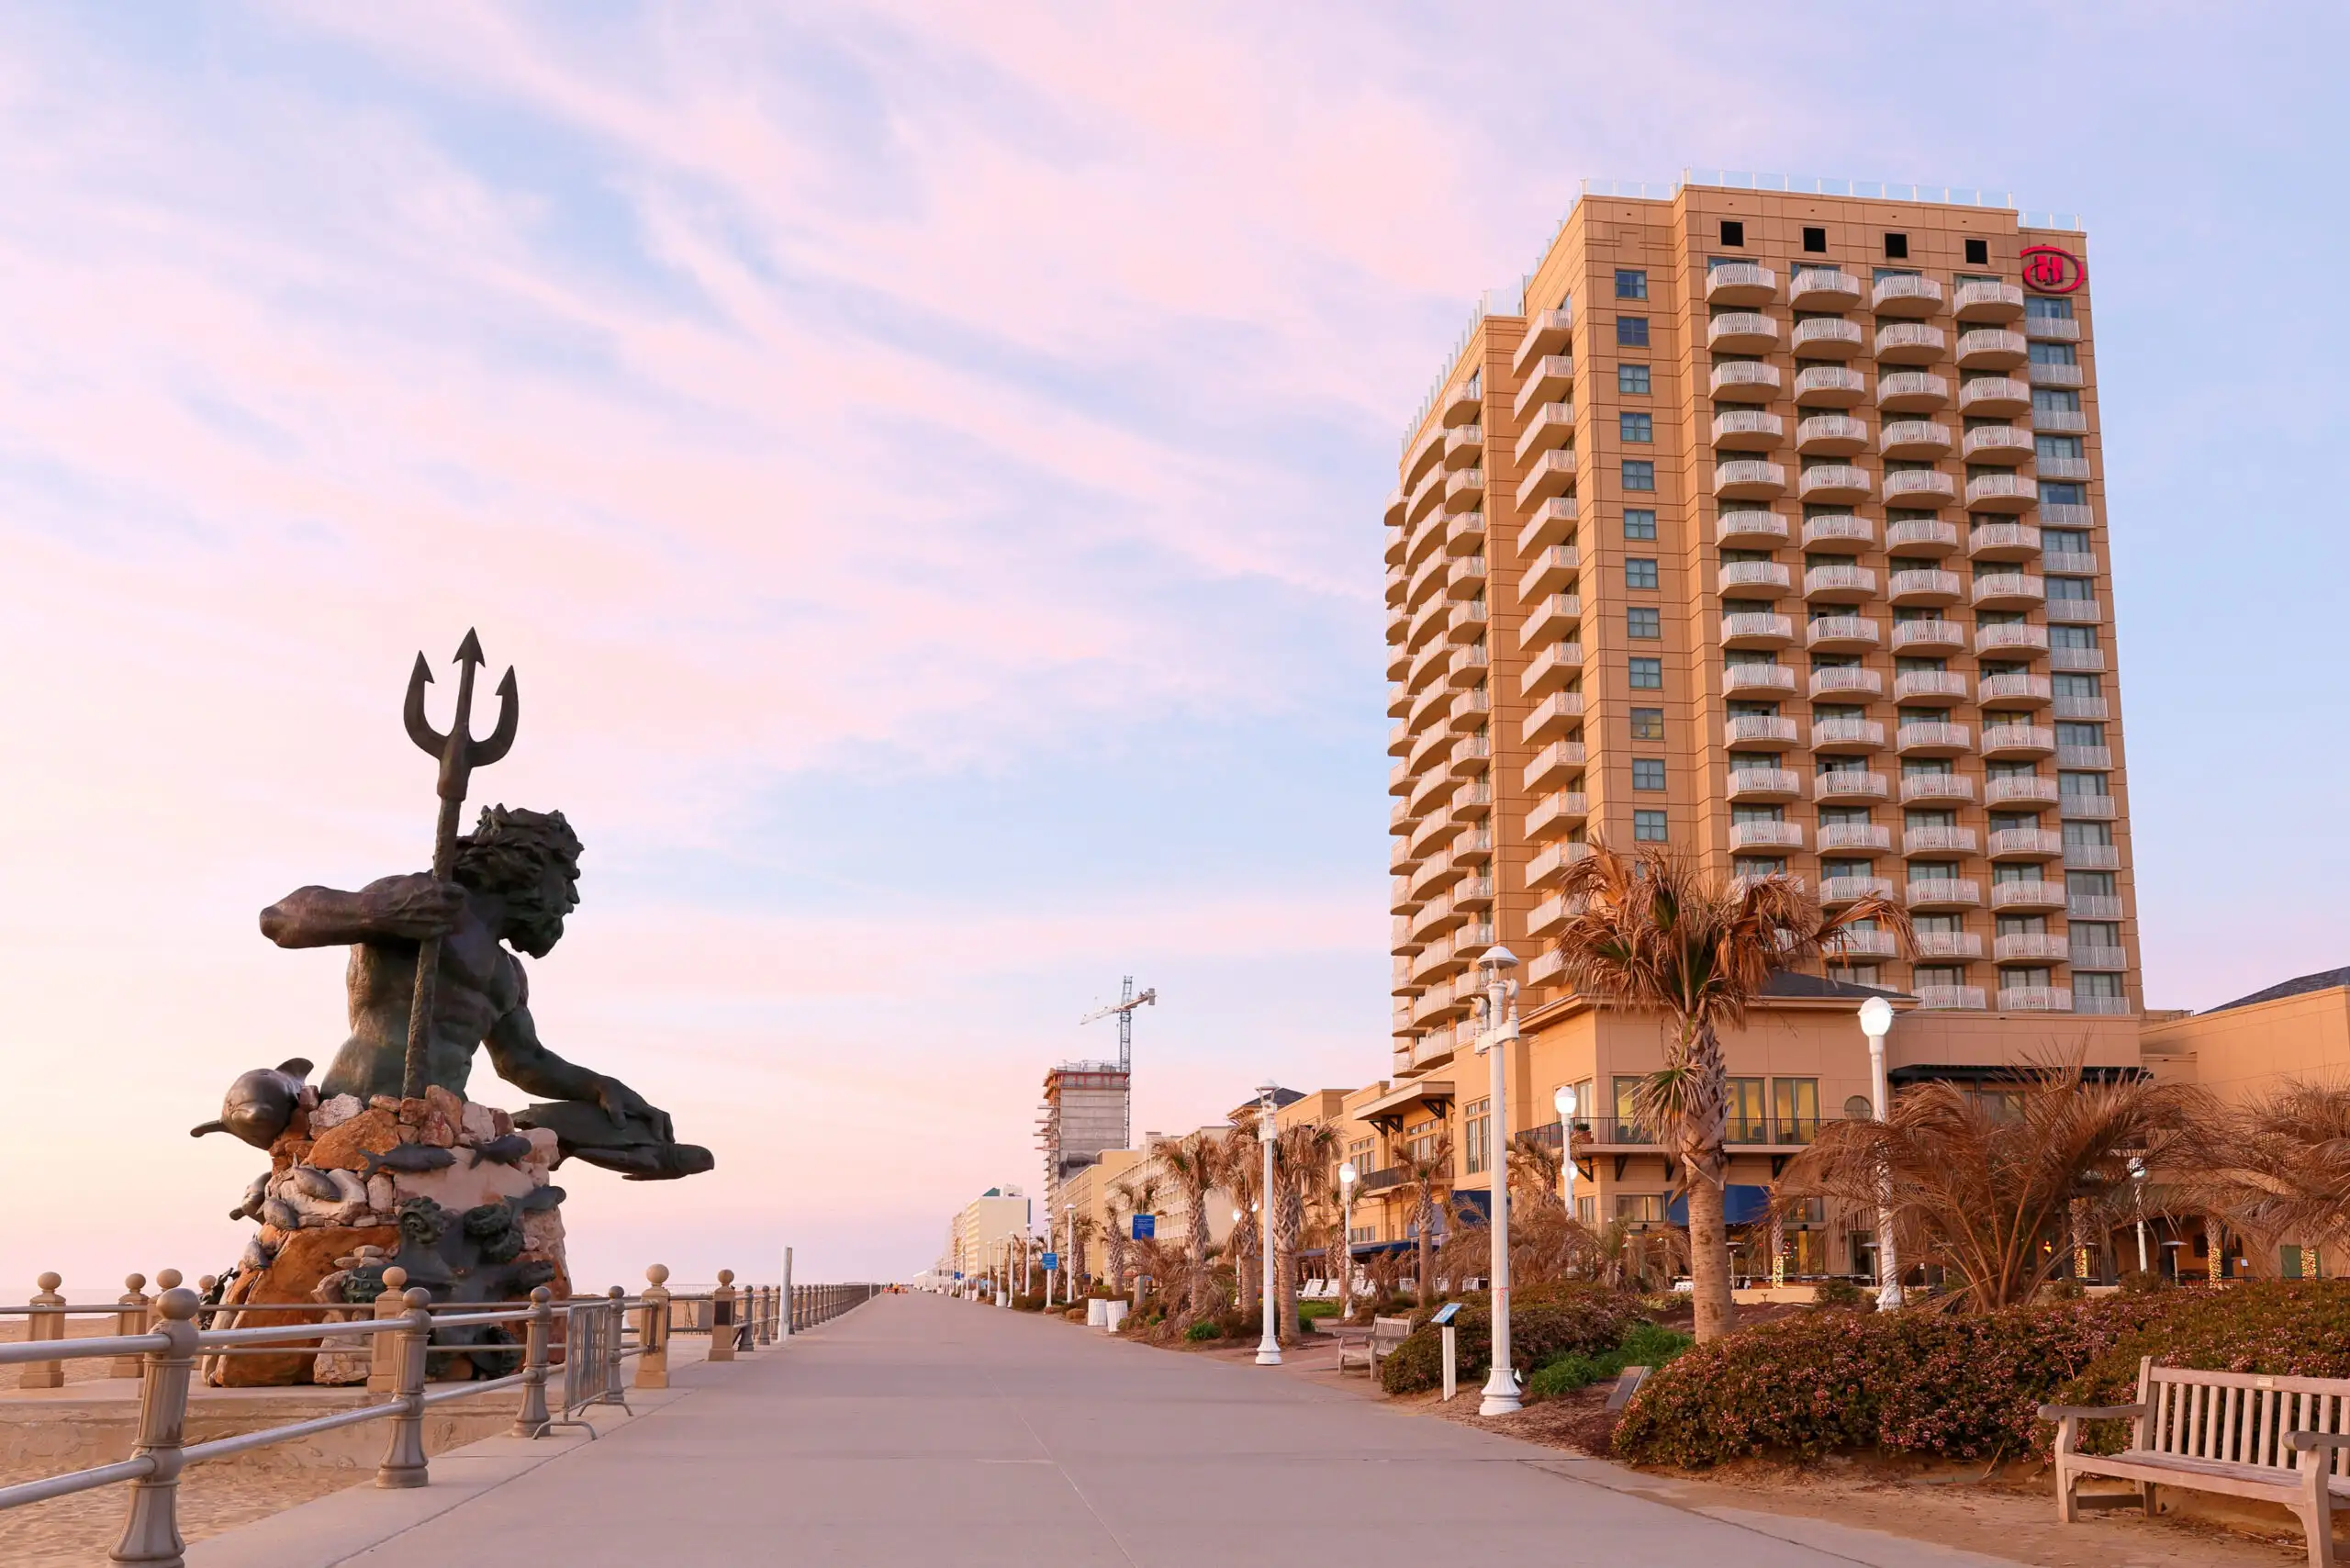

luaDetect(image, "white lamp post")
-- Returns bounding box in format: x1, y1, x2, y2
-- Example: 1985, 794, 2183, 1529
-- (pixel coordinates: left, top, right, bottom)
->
1475, 946, 1522, 1416
2130, 1157, 2150, 1274
1858, 995, 1902, 1309
1553, 1084, 1579, 1236
1337, 1160, 1358, 1319
1255, 1081, 1282, 1366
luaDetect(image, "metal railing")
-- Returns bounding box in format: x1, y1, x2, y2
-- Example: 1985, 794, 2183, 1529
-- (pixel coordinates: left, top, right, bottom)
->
0, 1262, 856, 1560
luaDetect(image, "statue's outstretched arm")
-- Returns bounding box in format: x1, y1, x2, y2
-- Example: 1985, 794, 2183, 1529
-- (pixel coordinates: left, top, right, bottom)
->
486, 995, 675, 1142
259, 874, 462, 948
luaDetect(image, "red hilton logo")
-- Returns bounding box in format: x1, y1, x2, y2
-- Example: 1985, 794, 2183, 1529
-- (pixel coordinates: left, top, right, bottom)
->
2020, 244, 2085, 294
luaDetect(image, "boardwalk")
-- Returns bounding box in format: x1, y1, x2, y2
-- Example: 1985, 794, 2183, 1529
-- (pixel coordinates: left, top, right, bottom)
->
192, 1293, 2025, 1567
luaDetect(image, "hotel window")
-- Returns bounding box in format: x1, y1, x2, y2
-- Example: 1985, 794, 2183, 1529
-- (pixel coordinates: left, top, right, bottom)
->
1462, 1098, 1491, 1172
2048, 577, 2095, 602
1575, 1195, 1596, 1226
1629, 656, 1663, 688
1405, 1117, 1443, 1162
1629, 707, 1665, 740
2059, 769, 2109, 800
2030, 341, 2077, 366
1617, 316, 1651, 347
2025, 296, 2075, 321
2040, 481, 2087, 507
1623, 509, 1658, 540
1626, 557, 1659, 590
1621, 411, 1654, 442
1720, 219, 1746, 247
1632, 758, 1666, 790
2056, 721, 2105, 748
1883, 232, 1909, 259
1725, 1078, 1767, 1141
1633, 809, 1669, 842
2051, 624, 2098, 651
2036, 434, 2085, 463
2032, 387, 2081, 414
1622, 459, 1656, 489
1802, 226, 1828, 252
1964, 237, 1990, 265
1619, 364, 1651, 395
1616, 269, 1649, 300
1629, 607, 1661, 638
1616, 1193, 1666, 1224
2077, 972, 2124, 1002
1773, 1078, 1821, 1140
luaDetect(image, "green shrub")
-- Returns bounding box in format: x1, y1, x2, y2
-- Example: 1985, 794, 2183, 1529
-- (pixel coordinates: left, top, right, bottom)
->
1011, 1294, 1046, 1312
1527, 1320, 1693, 1400
2117, 1268, 2172, 1295
1380, 1284, 1638, 1395
1299, 1299, 1339, 1320
2057, 1282, 2350, 1450
1184, 1321, 1223, 1342
1809, 1277, 1870, 1312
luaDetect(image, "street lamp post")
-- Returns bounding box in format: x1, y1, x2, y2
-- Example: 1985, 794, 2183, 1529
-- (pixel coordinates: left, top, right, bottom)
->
2130, 1158, 2150, 1274
1476, 946, 1522, 1416
1337, 1160, 1358, 1319
1858, 995, 1902, 1310
1552, 1085, 1578, 1239
1255, 1081, 1282, 1366
1063, 1202, 1075, 1305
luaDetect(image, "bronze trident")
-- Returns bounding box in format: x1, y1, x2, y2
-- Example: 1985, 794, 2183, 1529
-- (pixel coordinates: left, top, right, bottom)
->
398, 629, 519, 1102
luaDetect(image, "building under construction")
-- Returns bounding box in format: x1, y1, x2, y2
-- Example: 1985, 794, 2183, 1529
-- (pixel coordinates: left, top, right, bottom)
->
1036, 1062, 1130, 1216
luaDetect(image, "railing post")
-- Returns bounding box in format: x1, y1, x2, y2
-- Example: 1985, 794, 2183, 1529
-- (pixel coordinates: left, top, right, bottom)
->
109, 1286, 201, 1566
780, 1247, 794, 1338
709, 1270, 736, 1362
365, 1267, 411, 1394
113, 1274, 151, 1378
374, 1287, 432, 1489
509, 1287, 554, 1438
21, 1272, 64, 1390
636, 1265, 671, 1389
759, 1285, 776, 1345
604, 1286, 628, 1398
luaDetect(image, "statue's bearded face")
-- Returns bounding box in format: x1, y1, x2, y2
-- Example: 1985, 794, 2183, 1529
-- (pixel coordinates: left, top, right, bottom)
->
504, 858, 580, 958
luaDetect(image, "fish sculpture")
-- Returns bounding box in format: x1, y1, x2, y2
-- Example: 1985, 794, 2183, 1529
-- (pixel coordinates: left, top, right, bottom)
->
359, 1144, 457, 1178
190, 1059, 315, 1149
466, 1133, 533, 1169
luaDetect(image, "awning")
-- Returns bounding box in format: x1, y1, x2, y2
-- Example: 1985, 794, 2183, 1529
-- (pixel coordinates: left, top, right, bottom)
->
1358, 1078, 1455, 1132
1666, 1184, 1774, 1226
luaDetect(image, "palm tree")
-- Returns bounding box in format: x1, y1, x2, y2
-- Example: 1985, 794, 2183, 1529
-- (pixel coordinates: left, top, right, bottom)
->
1775, 1059, 2201, 1311
1066, 1213, 1097, 1297
1551, 842, 1911, 1341
1107, 1175, 1158, 1295
1273, 1122, 1337, 1343
1154, 1129, 1225, 1327
1218, 1124, 1263, 1323
2169, 1081, 2350, 1275
1396, 1129, 1454, 1306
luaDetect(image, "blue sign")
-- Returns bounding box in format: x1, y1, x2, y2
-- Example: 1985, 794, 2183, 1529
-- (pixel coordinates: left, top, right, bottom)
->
1666, 1184, 1774, 1226
1431, 1304, 1461, 1327
1131, 1214, 1155, 1239
1040, 1252, 1059, 1271
953, 1271, 963, 1280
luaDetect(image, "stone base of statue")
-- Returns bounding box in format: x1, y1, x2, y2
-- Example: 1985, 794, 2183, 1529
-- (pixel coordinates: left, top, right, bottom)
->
207, 1084, 570, 1386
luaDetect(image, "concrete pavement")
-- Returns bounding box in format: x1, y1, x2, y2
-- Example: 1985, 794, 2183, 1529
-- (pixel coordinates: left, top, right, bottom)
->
192, 1292, 2030, 1566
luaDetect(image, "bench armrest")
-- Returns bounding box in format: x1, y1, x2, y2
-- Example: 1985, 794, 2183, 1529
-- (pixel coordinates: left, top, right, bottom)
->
2037, 1403, 2145, 1421
2288, 1431, 2350, 1453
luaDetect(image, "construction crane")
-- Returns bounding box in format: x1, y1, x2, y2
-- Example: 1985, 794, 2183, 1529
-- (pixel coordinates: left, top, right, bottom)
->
1080, 976, 1156, 1148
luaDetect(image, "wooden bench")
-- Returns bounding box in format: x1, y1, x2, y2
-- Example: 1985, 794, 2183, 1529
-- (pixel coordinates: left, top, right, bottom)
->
2042, 1357, 2350, 1567
1334, 1316, 1412, 1377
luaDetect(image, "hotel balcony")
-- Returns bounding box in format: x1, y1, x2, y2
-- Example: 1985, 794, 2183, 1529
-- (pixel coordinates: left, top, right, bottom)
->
2044, 550, 2098, 577
1443, 555, 1487, 601
1799, 464, 1871, 504
1883, 469, 1957, 505
1448, 734, 1491, 778
1521, 690, 1584, 745
1814, 770, 1889, 802
1518, 592, 1582, 647
1804, 564, 1877, 603
1791, 318, 1864, 359
1959, 376, 2032, 415
1729, 820, 1806, 852
1384, 522, 1407, 569
1710, 361, 1782, 402
1524, 740, 1587, 792
1988, 828, 2065, 860
1972, 571, 2045, 609
2047, 598, 2104, 625
1708, 312, 1780, 353
1915, 985, 1988, 1012
1874, 323, 1948, 364
1448, 778, 1493, 823
1404, 423, 1444, 485
2065, 842, 2121, 870
1906, 879, 1982, 910
1384, 488, 1407, 530
1518, 497, 1578, 554
1900, 771, 1975, 804
1513, 308, 1572, 373
2029, 362, 2085, 389
1789, 267, 1863, 310
1897, 721, 1971, 756
1527, 839, 1593, 888
2070, 943, 2129, 971
1443, 601, 1488, 644
1811, 717, 1886, 753
1727, 767, 1805, 802
1879, 420, 1952, 459
2069, 891, 2124, 919
2053, 695, 2109, 721
1706, 263, 1779, 306
1876, 371, 1951, 411
1888, 567, 1964, 607
1890, 617, 1967, 653
2060, 790, 2116, 820
1818, 822, 1892, 854
1992, 879, 2067, 912
1437, 640, 1485, 689
1979, 672, 2053, 707
1722, 612, 1797, 649
1519, 643, 1583, 695
2033, 406, 2088, 434
1793, 365, 1867, 406
1904, 825, 1978, 856
1962, 426, 2035, 465
1517, 545, 1580, 602
1441, 378, 1482, 425
1719, 562, 1793, 599
1725, 714, 1801, 745
1871, 274, 1945, 315
1955, 329, 2030, 370
2040, 455, 2092, 480
1516, 451, 1575, 510
1954, 280, 2026, 321
1802, 513, 1874, 551
1977, 622, 2051, 657
1527, 892, 1579, 937
1514, 354, 1574, 418
1980, 723, 2056, 759
1443, 425, 1483, 469
1404, 468, 1446, 526
1712, 409, 1785, 451
1441, 511, 1487, 557
1914, 931, 1985, 961
1712, 516, 1795, 557
1447, 686, 1491, 732
1999, 987, 2074, 1014
1727, 662, 1797, 697
1453, 873, 1496, 911
1968, 521, 2042, 561
1526, 790, 1588, 837
1445, 468, 1486, 513
1986, 775, 2061, 807
1830, 925, 1899, 956
1714, 459, 1788, 499
1515, 402, 1576, 464
1886, 518, 1961, 555
1796, 415, 1870, 456
1805, 614, 1879, 652
2025, 314, 2082, 342
1404, 598, 1450, 652
1808, 665, 1882, 700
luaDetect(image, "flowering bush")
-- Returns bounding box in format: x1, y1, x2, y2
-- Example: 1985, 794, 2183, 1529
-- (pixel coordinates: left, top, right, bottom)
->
2058, 1282, 2350, 1450
1379, 1284, 1637, 1395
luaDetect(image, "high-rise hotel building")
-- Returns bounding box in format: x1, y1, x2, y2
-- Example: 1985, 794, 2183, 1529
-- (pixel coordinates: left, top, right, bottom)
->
1385, 177, 2139, 1082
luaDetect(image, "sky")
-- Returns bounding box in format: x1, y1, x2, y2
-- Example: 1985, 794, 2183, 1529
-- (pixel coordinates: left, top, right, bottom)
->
1, 2, 2345, 1293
